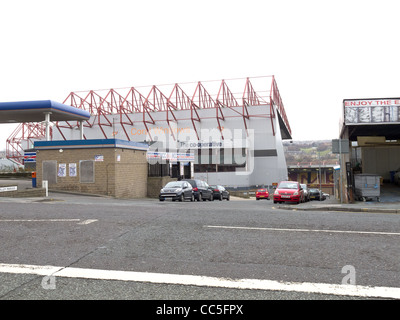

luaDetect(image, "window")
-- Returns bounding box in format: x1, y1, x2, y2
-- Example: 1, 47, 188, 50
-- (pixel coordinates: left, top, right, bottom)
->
42, 160, 57, 185
80, 160, 95, 183
194, 148, 246, 173
148, 163, 170, 177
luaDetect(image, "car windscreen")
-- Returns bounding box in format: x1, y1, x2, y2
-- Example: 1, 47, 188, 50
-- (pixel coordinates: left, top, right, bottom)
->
278, 182, 298, 189
164, 182, 184, 188
183, 180, 196, 187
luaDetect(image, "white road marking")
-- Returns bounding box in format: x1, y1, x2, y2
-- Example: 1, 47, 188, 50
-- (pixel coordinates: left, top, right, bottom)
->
0, 263, 399, 299
0, 219, 97, 225
77, 219, 98, 225
204, 225, 400, 236
0, 263, 62, 276
0, 219, 80, 223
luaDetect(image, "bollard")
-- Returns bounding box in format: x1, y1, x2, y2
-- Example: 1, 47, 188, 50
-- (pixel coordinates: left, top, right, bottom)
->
32, 172, 37, 188
42, 180, 48, 197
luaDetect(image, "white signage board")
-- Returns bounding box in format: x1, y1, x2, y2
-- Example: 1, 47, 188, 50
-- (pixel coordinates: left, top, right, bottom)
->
344, 99, 400, 124
0, 186, 17, 192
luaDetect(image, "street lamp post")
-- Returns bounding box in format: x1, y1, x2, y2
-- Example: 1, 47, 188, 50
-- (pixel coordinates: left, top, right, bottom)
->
318, 152, 322, 201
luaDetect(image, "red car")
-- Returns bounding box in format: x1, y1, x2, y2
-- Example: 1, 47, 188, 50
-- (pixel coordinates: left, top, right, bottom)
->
256, 188, 270, 200
273, 181, 304, 204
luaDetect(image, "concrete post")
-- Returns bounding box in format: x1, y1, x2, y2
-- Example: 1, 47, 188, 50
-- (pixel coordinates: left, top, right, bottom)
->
44, 112, 52, 141
79, 120, 84, 140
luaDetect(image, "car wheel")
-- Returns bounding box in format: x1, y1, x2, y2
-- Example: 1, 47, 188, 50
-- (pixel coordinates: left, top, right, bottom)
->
179, 194, 184, 202
219, 194, 223, 201
190, 194, 194, 202
159, 198, 165, 201
197, 193, 202, 201
226, 195, 230, 201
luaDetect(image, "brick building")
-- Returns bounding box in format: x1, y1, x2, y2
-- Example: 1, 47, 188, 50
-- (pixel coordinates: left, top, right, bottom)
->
34, 139, 148, 198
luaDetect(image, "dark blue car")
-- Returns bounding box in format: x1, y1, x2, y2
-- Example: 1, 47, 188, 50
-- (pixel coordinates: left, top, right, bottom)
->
182, 179, 213, 201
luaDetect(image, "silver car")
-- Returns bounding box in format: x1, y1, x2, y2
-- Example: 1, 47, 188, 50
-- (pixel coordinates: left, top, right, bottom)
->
159, 181, 194, 202
300, 184, 310, 202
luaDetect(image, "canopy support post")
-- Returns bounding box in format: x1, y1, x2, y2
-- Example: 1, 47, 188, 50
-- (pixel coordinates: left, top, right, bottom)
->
44, 112, 52, 141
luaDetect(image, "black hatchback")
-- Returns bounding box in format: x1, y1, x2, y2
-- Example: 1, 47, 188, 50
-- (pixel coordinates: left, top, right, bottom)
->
182, 179, 213, 201
308, 188, 325, 201
210, 185, 230, 201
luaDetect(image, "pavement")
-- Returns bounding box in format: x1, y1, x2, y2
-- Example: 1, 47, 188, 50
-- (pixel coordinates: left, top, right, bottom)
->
269, 182, 400, 214
0, 178, 32, 188
277, 198, 400, 214
236, 183, 400, 213
245, 183, 400, 213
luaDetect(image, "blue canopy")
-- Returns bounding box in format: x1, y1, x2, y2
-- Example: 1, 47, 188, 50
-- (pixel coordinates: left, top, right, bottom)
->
0, 100, 90, 123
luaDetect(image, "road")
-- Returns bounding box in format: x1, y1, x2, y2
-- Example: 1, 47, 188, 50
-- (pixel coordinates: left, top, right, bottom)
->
0, 194, 399, 302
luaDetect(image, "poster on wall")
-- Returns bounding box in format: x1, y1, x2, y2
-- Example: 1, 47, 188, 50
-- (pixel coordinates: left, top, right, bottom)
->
69, 163, 77, 177
58, 163, 66, 177
94, 155, 104, 162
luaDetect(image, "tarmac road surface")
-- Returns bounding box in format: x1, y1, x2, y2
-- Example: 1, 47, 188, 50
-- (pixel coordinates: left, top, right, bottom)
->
0, 192, 399, 301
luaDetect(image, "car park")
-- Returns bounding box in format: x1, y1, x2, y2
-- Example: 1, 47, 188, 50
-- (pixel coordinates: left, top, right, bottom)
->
159, 180, 194, 202
273, 181, 304, 204
256, 188, 270, 200
182, 179, 213, 201
210, 185, 230, 201
300, 184, 310, 202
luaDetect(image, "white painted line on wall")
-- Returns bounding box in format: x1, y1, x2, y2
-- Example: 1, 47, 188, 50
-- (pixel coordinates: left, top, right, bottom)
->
204, 225, 400, 236
0, 263, 399, 299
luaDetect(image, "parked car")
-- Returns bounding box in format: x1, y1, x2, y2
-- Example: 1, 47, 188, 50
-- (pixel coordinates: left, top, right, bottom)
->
308, 188, 326, 201
308, 188, 319, 200
159, 180, 194, 202
394, 167, 400, 185
182, 179, 213, 201
300, 184, 310, 202
273, 181, 304, 204
210, 185, 230, 201
256, 188, 270, 200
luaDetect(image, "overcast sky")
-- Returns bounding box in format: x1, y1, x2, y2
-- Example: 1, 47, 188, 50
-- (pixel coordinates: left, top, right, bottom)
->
1, 0, 400, 151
